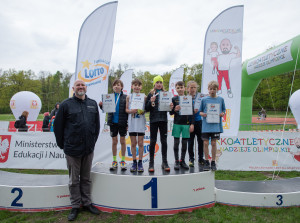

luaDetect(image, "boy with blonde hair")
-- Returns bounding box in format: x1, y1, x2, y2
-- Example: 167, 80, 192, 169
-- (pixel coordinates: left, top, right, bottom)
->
200, 80, 226, 171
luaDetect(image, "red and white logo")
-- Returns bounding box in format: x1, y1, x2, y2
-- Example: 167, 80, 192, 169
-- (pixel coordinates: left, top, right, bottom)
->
10, 100, 16, 109
30, 100, 38, 109
0, 135, 12, 163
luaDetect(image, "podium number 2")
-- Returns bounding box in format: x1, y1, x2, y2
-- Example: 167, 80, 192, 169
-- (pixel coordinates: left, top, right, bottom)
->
11, 188, 23, 207
143, 178, 158, 208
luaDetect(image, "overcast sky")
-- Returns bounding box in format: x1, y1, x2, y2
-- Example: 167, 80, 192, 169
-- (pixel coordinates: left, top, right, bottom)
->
1, 0, 300, 75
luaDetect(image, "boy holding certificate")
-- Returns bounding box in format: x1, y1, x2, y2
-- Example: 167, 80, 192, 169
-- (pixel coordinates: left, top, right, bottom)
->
145, 75, 174, 172
99, 79, 128, 170
126, 79, 146, 172
200, 80, 226, 171
170, 81, 194, 170
187, 81, 204, 167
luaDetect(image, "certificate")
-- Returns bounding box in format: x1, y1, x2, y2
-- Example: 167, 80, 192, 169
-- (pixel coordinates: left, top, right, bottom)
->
158, 91, 172, 111
194, 93, 206, 110
130, 93, 145, 110
206, 103, 220, 123
179, 95, 193, 115
102, 93, 116, 113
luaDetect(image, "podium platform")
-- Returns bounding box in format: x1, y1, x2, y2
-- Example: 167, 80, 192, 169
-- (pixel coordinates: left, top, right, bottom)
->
1, 166, 299, 214
215, 178, 300, 207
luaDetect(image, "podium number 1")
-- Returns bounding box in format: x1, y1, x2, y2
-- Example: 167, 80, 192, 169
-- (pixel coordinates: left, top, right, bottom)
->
143, 178, 158, 208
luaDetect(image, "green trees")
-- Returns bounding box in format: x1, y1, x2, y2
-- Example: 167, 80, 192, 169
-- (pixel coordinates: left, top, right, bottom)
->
0, 63, 298, 115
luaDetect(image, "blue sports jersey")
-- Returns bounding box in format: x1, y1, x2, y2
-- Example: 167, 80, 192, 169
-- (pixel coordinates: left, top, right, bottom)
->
200, 96, 226, 133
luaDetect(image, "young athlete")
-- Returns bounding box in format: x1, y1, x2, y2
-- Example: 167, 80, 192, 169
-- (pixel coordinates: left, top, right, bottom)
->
200, 80, 226, 171
187, 81, 204, 167
126, 79, 146, 172
99, 79, 128, 170
145, 75, 173, 172
170, 81, 194, 170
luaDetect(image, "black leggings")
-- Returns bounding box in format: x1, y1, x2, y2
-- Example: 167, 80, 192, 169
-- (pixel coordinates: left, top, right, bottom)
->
149, 121, 168, 163
188, 120, 204, 162
174, 138, 188, 161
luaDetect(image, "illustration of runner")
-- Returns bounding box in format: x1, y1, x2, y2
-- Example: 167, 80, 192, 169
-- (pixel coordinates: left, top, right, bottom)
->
217, 38, 240, 98
207, 42, 219, 74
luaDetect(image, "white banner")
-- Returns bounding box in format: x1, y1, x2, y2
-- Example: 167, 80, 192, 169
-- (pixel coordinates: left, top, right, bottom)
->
75, 1, 118, 133
201, 6, 244, 136
246, 41, 293, 75
120, 69, 133, 95
1, 131, 300, 171
68, 73, 75, 97
169, 67, 184, 97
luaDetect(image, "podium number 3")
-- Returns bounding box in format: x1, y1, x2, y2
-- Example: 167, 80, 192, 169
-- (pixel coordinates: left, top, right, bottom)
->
11, 188, 23, 207
143, 178, 158, 208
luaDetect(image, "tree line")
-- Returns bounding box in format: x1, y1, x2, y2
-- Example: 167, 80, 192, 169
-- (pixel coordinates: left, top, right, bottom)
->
0, 64, 299, 114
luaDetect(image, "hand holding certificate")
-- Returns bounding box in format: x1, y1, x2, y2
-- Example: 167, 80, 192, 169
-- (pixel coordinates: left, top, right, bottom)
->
102, 93, 116, 113
158, 91, 172, 111
206, 103, 220, 123
130, 93, 145, 110
179, 95, 193, 115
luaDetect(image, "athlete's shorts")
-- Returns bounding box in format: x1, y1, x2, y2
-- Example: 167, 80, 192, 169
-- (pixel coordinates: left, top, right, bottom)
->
110, 123, 127, 137
201, 132, 220, 140
172, 124, 190, 138
129, 132, 145, 136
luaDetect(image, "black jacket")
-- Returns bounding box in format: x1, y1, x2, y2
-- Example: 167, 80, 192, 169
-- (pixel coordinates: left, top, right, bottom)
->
50, 102, 60, 118
18, 115, 28, 131
145, 90, 168, 123
42, 116, 51, 129
170, 96, 194, 125
54, 95, 100, 157
107, 92, 128, 127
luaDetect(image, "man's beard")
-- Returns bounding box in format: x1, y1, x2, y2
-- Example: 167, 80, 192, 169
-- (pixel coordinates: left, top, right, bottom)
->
221, 49, 230, 54
76, 90, 86, 96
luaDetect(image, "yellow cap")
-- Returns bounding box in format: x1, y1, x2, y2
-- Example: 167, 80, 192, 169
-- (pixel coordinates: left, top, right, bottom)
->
153, 75, 163, 86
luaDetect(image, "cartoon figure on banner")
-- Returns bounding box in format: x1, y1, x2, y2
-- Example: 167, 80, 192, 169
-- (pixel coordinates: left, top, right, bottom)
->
0, 136, 11, 163
170, 83, 177, 96
207, 42, 219, 74
290, 137, 300, 162
211, 38, 240, 98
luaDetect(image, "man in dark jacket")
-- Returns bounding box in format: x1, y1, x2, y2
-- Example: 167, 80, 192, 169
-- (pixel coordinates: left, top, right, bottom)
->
54, 79, 100, 221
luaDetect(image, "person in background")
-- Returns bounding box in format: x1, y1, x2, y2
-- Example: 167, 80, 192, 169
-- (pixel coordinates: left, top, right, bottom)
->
18, 111, 29, 132
50, 102, 60, 118
42, 112, 51, 132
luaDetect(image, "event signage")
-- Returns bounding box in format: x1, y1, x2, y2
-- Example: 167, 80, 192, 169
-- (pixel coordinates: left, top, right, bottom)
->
1, 131, 300, 171
202, 6, 244, 136
246, 41, 293, 75
74, 1, 118, 133
120, 69, 133, 95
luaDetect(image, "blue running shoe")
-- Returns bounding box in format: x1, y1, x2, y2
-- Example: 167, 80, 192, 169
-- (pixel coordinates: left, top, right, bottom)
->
137, 161, 144, 172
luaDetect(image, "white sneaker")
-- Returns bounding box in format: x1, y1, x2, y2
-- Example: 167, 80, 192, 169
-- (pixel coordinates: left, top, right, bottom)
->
217, 90, 222, 95
227, 89, 233, 98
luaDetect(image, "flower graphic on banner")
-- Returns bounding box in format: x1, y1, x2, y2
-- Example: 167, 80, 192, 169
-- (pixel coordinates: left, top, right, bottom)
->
0, 135, 12, 163
77, 59, 109, 83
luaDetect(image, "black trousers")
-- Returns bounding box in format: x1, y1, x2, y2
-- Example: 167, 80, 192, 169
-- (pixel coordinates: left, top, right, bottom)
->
188, 120, 204, 162
149, 121, 168, 163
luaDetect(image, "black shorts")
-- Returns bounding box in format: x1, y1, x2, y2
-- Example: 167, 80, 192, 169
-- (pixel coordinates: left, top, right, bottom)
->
201, 133, 220, 140
110, 123, 127, 137
129, 132, 145, 136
